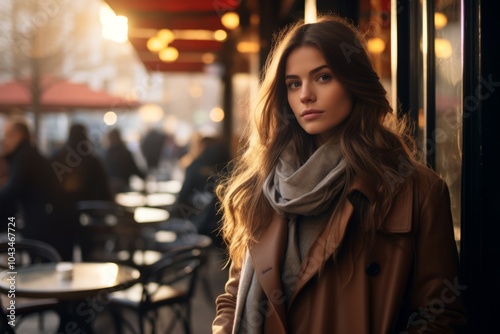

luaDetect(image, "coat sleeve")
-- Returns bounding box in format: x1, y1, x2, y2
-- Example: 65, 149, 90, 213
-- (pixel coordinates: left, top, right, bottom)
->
404, 178, 467, 333
212, 262, 241, 334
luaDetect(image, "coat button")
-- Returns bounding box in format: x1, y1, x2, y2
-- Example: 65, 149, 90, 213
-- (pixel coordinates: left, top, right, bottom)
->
366, 262, 380, 276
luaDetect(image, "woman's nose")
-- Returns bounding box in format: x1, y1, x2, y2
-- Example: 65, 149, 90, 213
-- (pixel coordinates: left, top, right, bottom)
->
300, 82, 316, 103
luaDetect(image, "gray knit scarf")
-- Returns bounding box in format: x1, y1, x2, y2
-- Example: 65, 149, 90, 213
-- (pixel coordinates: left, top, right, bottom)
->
237, 137, 346, 333
263, 136, 347, 217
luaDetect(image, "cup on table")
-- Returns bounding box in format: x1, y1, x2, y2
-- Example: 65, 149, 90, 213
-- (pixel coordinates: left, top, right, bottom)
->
56, 262, 74, 281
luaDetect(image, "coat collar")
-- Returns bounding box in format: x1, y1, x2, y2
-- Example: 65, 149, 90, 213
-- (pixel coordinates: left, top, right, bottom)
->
348, 173, 377, 203
249, 174, 414, 317
347, 172, 413, 233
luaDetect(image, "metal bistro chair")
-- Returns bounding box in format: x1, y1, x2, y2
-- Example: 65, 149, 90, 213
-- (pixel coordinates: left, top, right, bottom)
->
109, 246, 204, 334
77, 200, 166, 276
141, 219, 216, 306
140, 217, 198, 251
76, 200, 134, 262
0, 238, 62, 333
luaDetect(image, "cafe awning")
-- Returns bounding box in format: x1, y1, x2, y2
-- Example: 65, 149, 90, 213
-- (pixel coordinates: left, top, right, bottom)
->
0, 76, 140, 112
104, 0, 243, 73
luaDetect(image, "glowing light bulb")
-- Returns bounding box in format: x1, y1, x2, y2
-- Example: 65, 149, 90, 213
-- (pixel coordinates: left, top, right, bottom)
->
159, 47, 179, 62
221, 12, 239, 30
147, 37, 165, 52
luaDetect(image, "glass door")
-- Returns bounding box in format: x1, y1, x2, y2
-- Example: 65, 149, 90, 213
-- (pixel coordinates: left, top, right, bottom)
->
431, 0, 463, 249
360, 0, 463, 249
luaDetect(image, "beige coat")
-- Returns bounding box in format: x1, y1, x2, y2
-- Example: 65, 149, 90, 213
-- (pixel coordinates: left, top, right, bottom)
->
213, 165, 467, 333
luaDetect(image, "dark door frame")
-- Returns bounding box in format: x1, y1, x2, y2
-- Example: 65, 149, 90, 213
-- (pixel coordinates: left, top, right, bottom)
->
461, 0, 500, 332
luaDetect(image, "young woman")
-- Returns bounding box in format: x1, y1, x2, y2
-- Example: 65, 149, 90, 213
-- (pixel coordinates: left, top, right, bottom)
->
213, 15, 466, 333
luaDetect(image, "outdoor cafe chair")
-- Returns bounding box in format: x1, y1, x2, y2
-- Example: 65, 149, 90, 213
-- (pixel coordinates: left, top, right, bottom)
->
140, 217, 198, 252
109, 246, 204, 334
76, 200, 164, 271
0, 238, 62, 333
76, 200, 134, 261
141, 225, 216, 306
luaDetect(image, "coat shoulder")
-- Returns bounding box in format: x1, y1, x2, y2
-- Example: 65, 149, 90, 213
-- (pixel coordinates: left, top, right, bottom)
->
382, 163, 447, 234
409, 163, 448, 199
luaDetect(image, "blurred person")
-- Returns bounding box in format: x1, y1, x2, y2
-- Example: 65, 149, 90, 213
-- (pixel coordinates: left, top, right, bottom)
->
0, 116, 75, 260
50, 123, 113, 204
0, 156, 8, 187
171, 135, 231, 248
178, 131, 204, 169
104, 128, 146, 194
0, 156, 15, 233
213, 15, 466, 333
140, 127, 166, 175
50, 123, 114, 261
161, 132, 184, 180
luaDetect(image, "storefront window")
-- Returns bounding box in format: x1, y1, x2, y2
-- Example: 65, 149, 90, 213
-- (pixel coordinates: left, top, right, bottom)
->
358, 0, 392, 100
360, 0, 463, 249
434, 0, 463, 249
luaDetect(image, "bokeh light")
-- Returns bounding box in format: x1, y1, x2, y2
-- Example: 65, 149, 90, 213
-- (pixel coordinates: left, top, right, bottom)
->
103, 111, 117, 125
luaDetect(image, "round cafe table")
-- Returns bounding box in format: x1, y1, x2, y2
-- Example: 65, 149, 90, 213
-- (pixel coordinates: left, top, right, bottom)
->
0, 262, 140, 333
115, 192, 176, 208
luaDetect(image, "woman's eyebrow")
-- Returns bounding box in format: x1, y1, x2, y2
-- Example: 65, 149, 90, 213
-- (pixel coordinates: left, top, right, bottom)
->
284, 65, 330, 80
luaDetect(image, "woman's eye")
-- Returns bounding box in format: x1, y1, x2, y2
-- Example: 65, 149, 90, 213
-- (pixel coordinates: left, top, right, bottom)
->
317, 74, 332, 82
287, 82, 300, 89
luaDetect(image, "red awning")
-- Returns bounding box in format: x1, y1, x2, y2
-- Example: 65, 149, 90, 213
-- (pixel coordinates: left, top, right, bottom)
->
0, 76, 140, 112
104, 0, 238, 73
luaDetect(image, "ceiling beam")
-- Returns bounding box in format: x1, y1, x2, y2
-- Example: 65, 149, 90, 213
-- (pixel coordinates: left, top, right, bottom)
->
142, 61, 207, 72
105, 0, 222, 13
126, 12, 225, 30
129, 38, 223, 53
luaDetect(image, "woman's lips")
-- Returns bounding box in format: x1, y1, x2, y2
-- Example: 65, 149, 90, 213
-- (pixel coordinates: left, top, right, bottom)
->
300, 109, 323, 120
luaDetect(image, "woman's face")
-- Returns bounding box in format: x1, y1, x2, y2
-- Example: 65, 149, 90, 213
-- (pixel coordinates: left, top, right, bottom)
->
285, 46, 353, 145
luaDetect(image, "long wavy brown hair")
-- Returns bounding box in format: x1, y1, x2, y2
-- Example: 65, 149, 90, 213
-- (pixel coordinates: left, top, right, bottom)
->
217, 15, 419, 268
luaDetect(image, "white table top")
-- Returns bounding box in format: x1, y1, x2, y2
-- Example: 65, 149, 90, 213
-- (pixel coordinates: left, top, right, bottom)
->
0, 262, 140, 300
115, 192, 176, 208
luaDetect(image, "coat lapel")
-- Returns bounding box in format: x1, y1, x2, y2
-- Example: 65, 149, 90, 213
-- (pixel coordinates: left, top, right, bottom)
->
290, 199, 354, 303
289, 174, 374, 303
249, 212, 288, 334
288, 173, 414, 305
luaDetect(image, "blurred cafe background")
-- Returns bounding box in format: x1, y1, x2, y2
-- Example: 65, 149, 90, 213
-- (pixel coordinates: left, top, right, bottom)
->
0, 0, 498, 333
